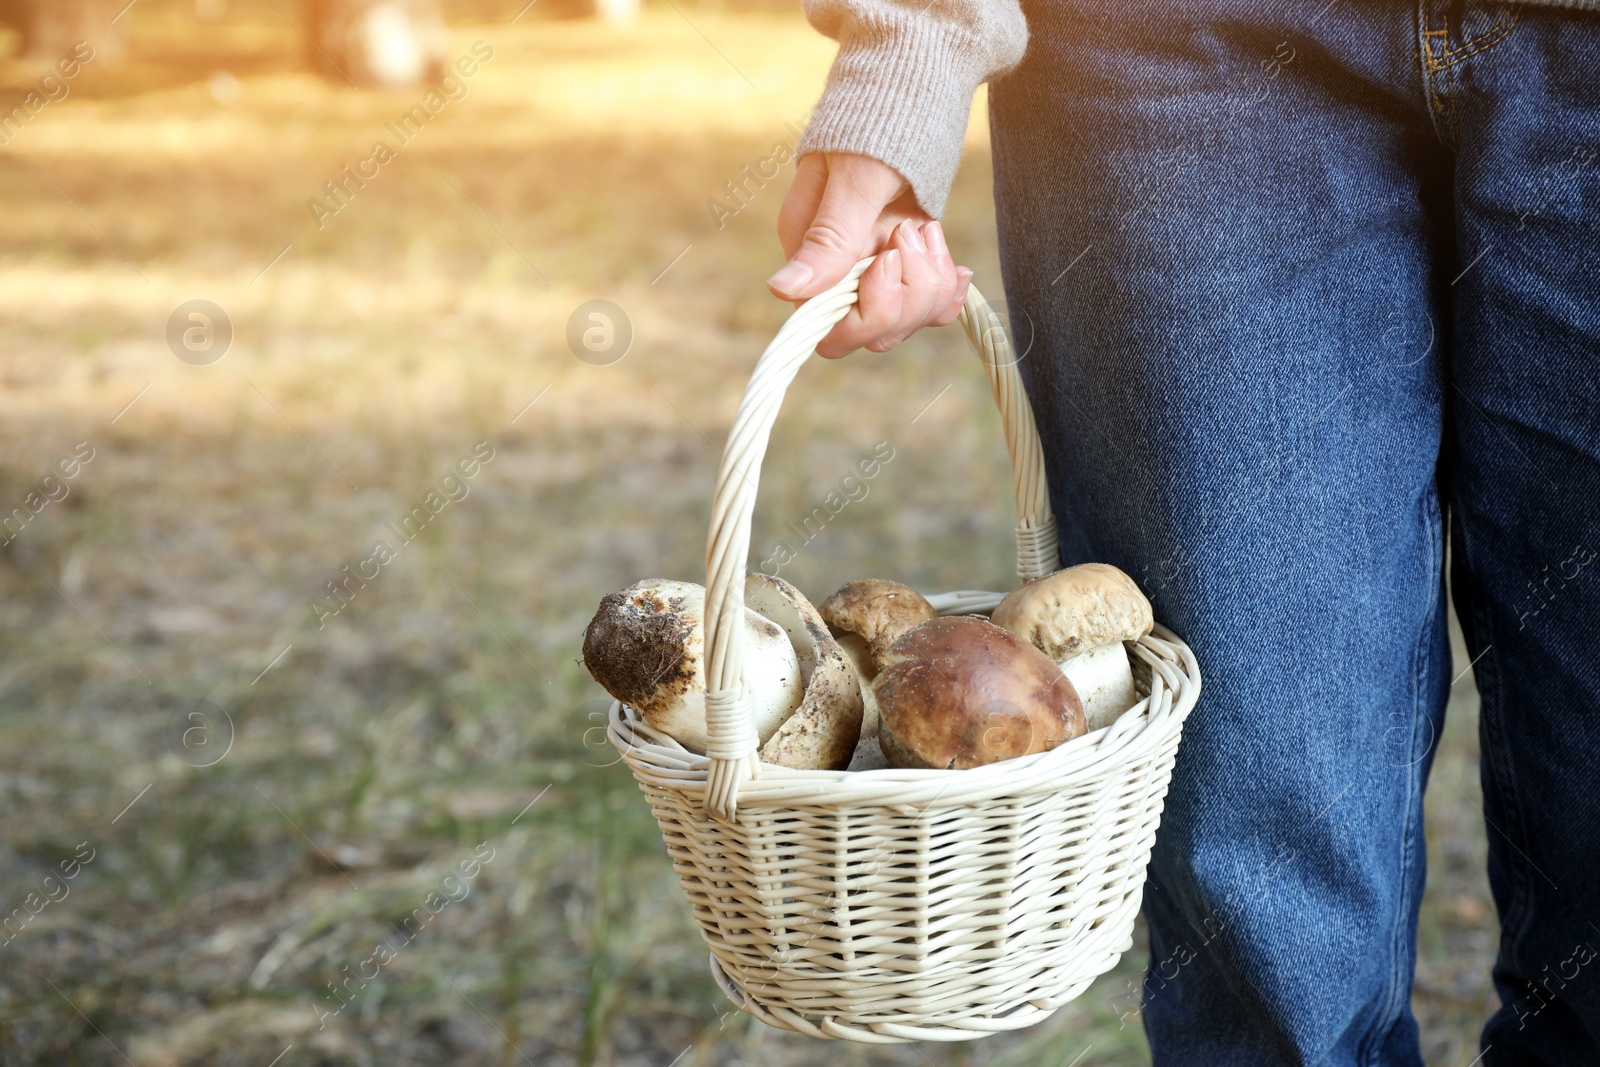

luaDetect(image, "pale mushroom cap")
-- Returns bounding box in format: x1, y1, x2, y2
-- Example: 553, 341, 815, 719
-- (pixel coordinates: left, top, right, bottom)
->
744, 574, 825, 679
874, 616, 1085, 770
989, 563, 1153, 662
746, 573, 863, 770
581, 578, 802, 754
818, 579, 939, 670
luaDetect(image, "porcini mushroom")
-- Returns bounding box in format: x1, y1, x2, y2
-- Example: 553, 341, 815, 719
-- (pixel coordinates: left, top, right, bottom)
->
744, 574, 863, 771
834, 632, 890, 769
582, 579, 803, 754
873, 616, 1085, 769
818, 579, 938, 740
989, 563, 1153, 731
819, 579, 940, 669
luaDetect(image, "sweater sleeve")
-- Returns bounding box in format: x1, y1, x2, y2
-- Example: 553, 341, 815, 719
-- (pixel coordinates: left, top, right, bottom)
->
795, 0, 1028, 218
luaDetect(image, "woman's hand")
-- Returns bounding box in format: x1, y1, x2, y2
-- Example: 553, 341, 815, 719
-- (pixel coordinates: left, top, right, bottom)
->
768, 152, 972, 359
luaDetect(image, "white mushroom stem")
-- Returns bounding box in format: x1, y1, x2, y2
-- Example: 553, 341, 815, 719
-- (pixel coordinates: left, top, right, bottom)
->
834, 631, 879, 738
846, 735, 889, 772
1059, 642, 1137, 732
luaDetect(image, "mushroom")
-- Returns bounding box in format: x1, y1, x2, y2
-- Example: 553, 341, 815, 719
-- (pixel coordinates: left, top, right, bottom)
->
819, 579, 940, 669
989, 563, 1153, 731
582, 579, 802, 754
744, 574, 863, 771
845, 735, 889, 772
873, 616, 1085, 769
818, 579, 939, 740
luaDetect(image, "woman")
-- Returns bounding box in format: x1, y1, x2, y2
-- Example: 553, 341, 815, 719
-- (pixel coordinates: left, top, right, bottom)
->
767, 0, 1600, 1062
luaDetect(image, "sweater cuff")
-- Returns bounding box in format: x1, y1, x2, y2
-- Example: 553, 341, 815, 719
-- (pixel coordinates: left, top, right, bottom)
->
796, 20, 992, 219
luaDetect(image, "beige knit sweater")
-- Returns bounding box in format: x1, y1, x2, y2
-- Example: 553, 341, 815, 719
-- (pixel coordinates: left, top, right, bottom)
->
796, 0, 1599, 218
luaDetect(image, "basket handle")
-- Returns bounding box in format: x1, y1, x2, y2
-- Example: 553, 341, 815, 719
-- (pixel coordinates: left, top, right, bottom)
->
701, 257, 1061, 820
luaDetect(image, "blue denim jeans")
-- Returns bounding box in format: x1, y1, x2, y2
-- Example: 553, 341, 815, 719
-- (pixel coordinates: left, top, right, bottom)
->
988, 1, 1600, 1063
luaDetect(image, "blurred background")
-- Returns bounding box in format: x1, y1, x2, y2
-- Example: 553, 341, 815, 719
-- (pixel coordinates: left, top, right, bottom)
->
0, 2, 1498, 1063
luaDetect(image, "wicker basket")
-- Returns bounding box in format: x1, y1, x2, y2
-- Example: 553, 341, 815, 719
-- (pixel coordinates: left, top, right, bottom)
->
606, 260, 1201, 1043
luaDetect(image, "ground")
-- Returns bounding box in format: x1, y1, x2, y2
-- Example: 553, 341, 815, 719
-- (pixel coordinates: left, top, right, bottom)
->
0, 3, 1497, 1064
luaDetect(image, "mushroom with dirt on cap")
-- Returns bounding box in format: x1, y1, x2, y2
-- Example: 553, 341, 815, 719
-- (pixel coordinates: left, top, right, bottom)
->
581, 578, 803, 754
989, 563, 1153, 732
873, 616, 1085, 770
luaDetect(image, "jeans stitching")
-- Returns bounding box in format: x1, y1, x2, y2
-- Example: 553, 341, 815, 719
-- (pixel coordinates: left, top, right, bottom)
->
1431, 5, 1522, 71
1417, 2, 1523, 148
1417, 1, 1453, 147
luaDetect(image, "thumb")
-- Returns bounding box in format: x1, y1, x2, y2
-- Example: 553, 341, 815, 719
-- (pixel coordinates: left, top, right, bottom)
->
768, 157, 902, 300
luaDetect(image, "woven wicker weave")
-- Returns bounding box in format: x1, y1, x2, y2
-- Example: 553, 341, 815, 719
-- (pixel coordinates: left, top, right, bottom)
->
606, 260, 1201, 1042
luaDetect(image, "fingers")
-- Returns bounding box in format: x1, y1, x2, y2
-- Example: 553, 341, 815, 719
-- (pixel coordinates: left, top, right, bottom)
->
769, 152, 971, 358
769, 154, 907, 302
880, 219, 947, 342
931, 266, 973, 328
774, 154, 828, 263
926, 222, 971, 328
815, 219, 965, 359
816, 249, 903, 359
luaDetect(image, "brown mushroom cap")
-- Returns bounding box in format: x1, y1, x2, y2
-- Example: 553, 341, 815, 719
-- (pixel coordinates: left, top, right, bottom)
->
582, 579, 702, 719
818, 579, 939, 671
989, 563, 1153, 662
874, 616, 1085, 770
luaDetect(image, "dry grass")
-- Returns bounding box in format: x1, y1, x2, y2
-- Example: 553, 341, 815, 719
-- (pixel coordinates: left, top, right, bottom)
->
0, 3, 1496, 1064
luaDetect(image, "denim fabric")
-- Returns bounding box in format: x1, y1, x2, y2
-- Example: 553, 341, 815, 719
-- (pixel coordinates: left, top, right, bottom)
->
987, 1, 1600, 1063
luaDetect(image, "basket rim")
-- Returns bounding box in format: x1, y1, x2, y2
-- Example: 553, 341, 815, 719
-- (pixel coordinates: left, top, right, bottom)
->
608, 619, 1200, 812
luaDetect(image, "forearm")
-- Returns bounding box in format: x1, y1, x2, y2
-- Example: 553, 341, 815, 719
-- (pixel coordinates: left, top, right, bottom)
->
796, 0, 1028, 217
